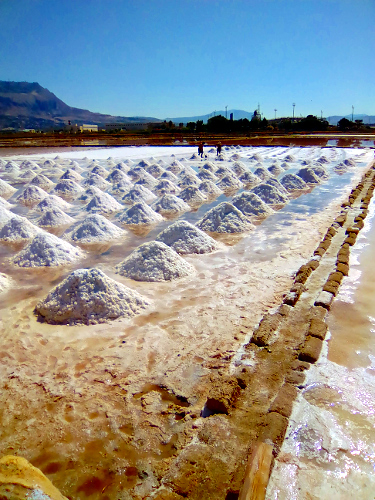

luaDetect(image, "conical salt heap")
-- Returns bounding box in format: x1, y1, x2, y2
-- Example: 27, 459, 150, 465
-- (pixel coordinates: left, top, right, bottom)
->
0, 179, 17, 199
0, 207, 18, 229
67, 214, 125, 243
16, 185, 47, 206
265, 178, 289, 196
54, 179, 84, 197
11, 232, 83, 267
59, 168, 83, 182
268, 164, 284, 176
83, 173, 111, 190
38, 208, 75, 228
153, 179, 180, 196
116, 241, 194, 282
197, 202, 254, 233
30, 173, 55, 190
35, 268, 150, 325
198, 180, 223, 198
216, 174, 243, 192
251, 183, 289, 205
118, 202, 163, 225
280, 173, 307, 192
152, 194, 190, 215
179, 186, 207, 205
146, 163, 165, 177
238, 170, 260, 187
122, 185, 156, 205
0, 216, 41, 242
156, 220, 218, 255
35, 194, 72, 213
86, 191, 123, 214
296, 167, 321, 184
232, 191, 274, 217
253, 166, 271, 181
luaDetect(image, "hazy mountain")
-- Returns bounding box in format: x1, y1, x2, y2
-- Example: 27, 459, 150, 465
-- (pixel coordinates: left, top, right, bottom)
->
0, 81, 161, 130
326, 114, 375, 126
165, 109, 256, 124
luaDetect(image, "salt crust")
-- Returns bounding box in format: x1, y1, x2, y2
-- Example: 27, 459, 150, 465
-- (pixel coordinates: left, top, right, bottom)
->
0, 179, 17, 199
118, 202, 163, 225
179, 186, 207, 204
198, 180, 223, 197
17, 185, 47, 206
38, 208, 75, 228
0, 216, 41, 242
116, 241, 195, 282
86, 192, 123, 214
0, 272, 11, 293
11, 232, 83, 267
66, 214, 124, 243
280, 173, 307, 191
232, 191, 274, 217
54, 179, 84, 197
153, 179, 180, 196
156, 220, 218, 255
30, 174, 55, 190
35, 195, 72, 213
296, 167, 321, 184
197, 201, 254, 233
152, 194, 190, 214
122, 185, 156, 205
251, 183, 289, 205
35, 268, 150, 325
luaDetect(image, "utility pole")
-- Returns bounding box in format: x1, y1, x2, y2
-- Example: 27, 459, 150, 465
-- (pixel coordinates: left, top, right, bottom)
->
292, 103, 295, 120
321, 110, 323, 120
352, 105, 354, 122
274, 109, 277, 120
225, 105, 228, 119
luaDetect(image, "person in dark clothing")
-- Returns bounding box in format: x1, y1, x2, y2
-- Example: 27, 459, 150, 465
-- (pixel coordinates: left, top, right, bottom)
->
198, 142, 204, 158
216, 143, 222, 156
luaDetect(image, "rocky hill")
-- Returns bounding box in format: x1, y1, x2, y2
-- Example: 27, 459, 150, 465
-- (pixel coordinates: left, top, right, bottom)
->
0, 81, 160, 130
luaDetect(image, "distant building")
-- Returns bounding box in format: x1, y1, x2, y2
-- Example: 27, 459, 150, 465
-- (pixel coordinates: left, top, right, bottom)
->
105, 122, 156, 132
65, 122, 98, 133
81, 124, 98, 132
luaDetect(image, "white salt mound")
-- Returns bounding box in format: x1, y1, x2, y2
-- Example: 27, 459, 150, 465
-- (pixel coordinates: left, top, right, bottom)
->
67, 214, 124, 243
197, 202, 254, 233
83, 173, 111, 190
36, 194, 72, 212
86, 192, 123, 214
106, 169, 132, 184
200, 162, 216, 173
311, 164, 329, 179
0, 207, 18, 229
265, 178, 289, 196
153, 179, 180, 196
197, 170, 217, 182
35, 268, 150, 325
116, 241, 194, 282
160, 170, 178, 182
296, 167, 321, 184
238, 171, 260, 187
135, 171, 158, 190
198, 180, 223, 197
18, 169, 36, 183
79, 186, 104, 202
128, 166, 146, 180
38, 208, 75, 228
283, 154, 295, 162
11, 232, 83, 267
90, 165, 109, 177
122, 185, 157, 205
179, 186, 207, 205
254, 167, 271, 181
333, 162, 348, 175
268, 164, 284, 176
146, 163, 165, 178
54, 179, 84, 197
232, 191, 274, 217
60, 169, 83, 182
178, 173, 200, 189
343, 158, 356, 167
137, 159, 151, 168
17, 185, 47, 206
216, 174, 243, 191
231, 162, 247, 177
251, 183, 289, 205
0, 179, 17, 199
152, 194, 190, 214
280, 173, 307, 191
118, 202, 163, 225
30, 173, 54, 190
0, 216, 41, 242
0, 197, 12, 209
215, 166, 232, 178
156, 220, 218, 255
190, 153, 200, 160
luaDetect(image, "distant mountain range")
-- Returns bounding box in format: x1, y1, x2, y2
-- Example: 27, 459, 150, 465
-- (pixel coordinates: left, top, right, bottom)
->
0, 81, 161, 130
165, 109, 256, 124
326, 114, 375, 126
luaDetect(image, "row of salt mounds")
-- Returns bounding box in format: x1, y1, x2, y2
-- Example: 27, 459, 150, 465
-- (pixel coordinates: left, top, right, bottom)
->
280, 173, 307, 192
116, 241, 194, 282
86, 191, 123, 215
232, 192, 274, 217
38, 208, 75, 228
16, 186, 47, 206
152, 194, 190, 215
296, 167, 322, 184
0, 216, 41, 243
0, 179, 17, 199
118, 202, 163, 226
66, 214, 125, 243
35, 194, 72, 213
11, 232, 83, 267
34, 268, 150, 325
156, 220, 218, 254
197, 202, 254, 233
251, 183, 289, 205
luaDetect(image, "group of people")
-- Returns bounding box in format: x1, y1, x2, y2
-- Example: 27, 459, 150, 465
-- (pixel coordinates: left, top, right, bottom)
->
198, 142, 222, 158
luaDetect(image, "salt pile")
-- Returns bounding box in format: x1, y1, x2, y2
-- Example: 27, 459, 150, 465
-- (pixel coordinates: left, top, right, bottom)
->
83, 173, 111, 190
11, 232, 83, 267
343, 158, 356, 167
116, 241, 194, 282
152, 194, 190, 215
42, 166, 65, 178
238, 171, 260, 187
231, 153, 242, 161
316, 155, 329, 164
216, 174, 243, 191
118, 202, 163, 225
3, 162, 20, 177
30, 173, 55, 190
128, 166, 146, 180
279, 174, 306, 192
198, 180, 223, 197
179, 186, 207, 205
0, 197, 12, 210
0, 207, 17, 228
79, 186, 104, 202
160, 170, 178, 182
190, 153, 200, 160
283, 154, 295, 162
38, 208, 75, 228
197, 170, 217, 182
17, 185, 47, 206
301, 159, 312, 166
179, 165, 197, 176
249, 153, 262, 161
156, 220, 218, 255
280, 162, 290, 170
54, 179, 84, 197
265, 178, 289, 196
178, 173, 200, 189
311, 164, 329, 180
18, 169, 36, 183
0, 272, 11, 293
153, 179, 180, 196
122, 185, 157, 204
146, 163, 165, 177
0, 216, 41, 242
215, 166, 232, 178
20, 160, 41, 171
296, 167, 321, 184
106, 169, 132, 184
0, 179, 17, 199
231, 162, 247, 177
90, 165, 109, 177
60, 169, 83, 182
268, 164, 284, 176
111, 162, 129, 173
43, 159, 56, 168
135, 171, 157, 190
333, 162, 348, 175
197, 202, 254, 233
137, 159, 151, 168
251, 183, 289, 205
200, 162, 215, 173
232, 191, 274, 217
86, 191, 123, 214
254, 167, 271, 181
35, 268, 150, 325
66, 214, 124, 243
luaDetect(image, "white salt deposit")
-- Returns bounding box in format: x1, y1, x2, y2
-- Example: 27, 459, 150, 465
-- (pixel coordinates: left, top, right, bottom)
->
343, 158, 356, 167
156, 220, 218, 255
160, 171, 178, 182
254, 166, 271, 181
106, 169, 132, 184
197, 170, 217, 182
249, 153, 262, 161
179, 186, 207, 205
66, 214, 125, 243
265, 178, 289, 196
3, 162, 20, 176
0, 179, 17, 199
251, 183, 289, 205
167, 160, 184, 174
0, 272, 11, 293
146, 163, 165, 177
231, 162, 247, 177
296, 167, 322, 184
153, 179, 180, 196
11, 232, 83, 267
0, 197, 12, 210
152, 194, 191, 215
43, 160, 56, 168
268, 164, 284, 176
17, 185, 48, 206
137, 160, 151, 168
238, 171, 260, 187
200, 162, 216, 173
18, 169, 36, 183
35, 268, 150, 325
86, 191, 123, 215
118, 202, 163, 225
116, 241, 194, 282
190, 153, 200, 160
311, 164, 329, 180
38, 208, 75, 228
135, 171, 158, 190
280, 173, 308, 191
232, 191, 274, 217
301, 159, 312, 166
60, 169, 83, 182
19, 160, 41, 171
90, 165, 109, 177
198, 180, 223, 197
79, 186, 104, 202
42, 167, 65, 178
83, 173, 111, 190
216, 174, 243, 191
178, 173, 200, 189
122, 185, 157, 205
179, 165, 196, 176
0, 207, 18, 229
332, 162, 348, 175
215, 166, 232, 178
54, 179, 84, 197
0, 216, 41, 242
283, 154, 295, 162
197, 202, 253, 233
30, 173, 55, 190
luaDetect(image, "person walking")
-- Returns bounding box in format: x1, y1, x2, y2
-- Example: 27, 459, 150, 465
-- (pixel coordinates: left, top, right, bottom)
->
216, 142, 222, 156
198, 142, 204, 158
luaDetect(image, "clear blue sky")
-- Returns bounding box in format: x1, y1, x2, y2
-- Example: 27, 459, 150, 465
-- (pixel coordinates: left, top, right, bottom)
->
0, 0, 374, 120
